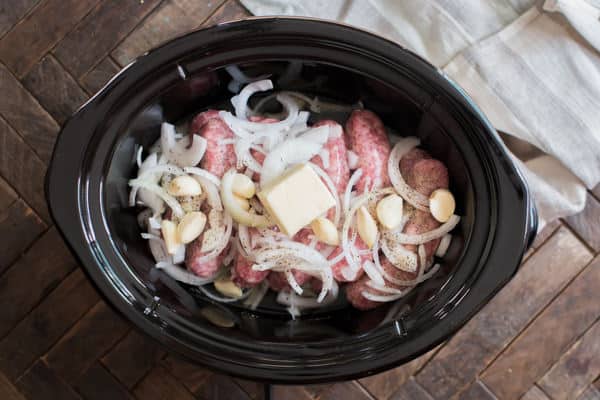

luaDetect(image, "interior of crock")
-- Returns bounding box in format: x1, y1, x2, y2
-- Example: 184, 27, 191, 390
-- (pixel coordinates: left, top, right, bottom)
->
104, 60, 473, 340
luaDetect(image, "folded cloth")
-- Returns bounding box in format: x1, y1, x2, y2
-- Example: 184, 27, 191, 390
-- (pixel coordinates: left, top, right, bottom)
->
240, 0, 600, 228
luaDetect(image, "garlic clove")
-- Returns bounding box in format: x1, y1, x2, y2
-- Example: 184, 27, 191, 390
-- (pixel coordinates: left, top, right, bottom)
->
233, 194, 250, 211
200, 306, 235, 328
429, 189, 456, 223
214, 277, 243, 298
232, 173, 256, 199
357, 206, 378, 248
167, 175, 203, 197
177, 211, 207, 244
310, 217, 340, 246
161, 219, 180, 254
376, 194, 404, 230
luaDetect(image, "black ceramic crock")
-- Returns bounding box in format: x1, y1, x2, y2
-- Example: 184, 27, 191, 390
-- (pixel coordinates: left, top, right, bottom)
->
45, 18, 537, 384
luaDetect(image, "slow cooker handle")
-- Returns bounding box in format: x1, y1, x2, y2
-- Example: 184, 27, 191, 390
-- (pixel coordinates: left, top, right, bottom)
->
525, 195, 538, 250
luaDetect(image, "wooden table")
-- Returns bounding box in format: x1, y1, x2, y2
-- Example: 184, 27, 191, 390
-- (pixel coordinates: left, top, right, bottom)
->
1, 1, 599, 399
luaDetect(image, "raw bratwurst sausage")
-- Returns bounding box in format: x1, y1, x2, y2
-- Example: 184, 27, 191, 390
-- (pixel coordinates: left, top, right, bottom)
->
311, 120, 350, 195
346, 110, 391, 192
192, 110, 237, 178
185, 110, 237, 277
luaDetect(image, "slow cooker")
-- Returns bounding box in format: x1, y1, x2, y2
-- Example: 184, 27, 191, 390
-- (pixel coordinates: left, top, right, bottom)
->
45, 18, 537, 384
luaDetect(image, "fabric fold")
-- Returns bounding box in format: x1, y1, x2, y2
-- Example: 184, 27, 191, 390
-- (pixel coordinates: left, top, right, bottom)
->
240, 0, 600, 228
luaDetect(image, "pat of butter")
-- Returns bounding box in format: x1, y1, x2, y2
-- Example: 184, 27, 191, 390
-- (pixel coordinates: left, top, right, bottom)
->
257, 164, 335, 237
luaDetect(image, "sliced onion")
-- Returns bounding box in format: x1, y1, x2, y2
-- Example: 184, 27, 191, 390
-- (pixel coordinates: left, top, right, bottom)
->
222, 170, 272, 227
362, 290, 409, 302
381, 262, 441, 287
370, 234, 386, 284
161, 123, 207, 167
308, 162, 341, 227
128, 179, 184, 218
232, 79, 273, 119
129, 186, 139, 208
237, 225, 254, 258
234, 137, 263, 172
225, 65, 270, 93
255, 243, 327, 267
155, 262, 216, 285
298, 124, 329, 144
262, 239, 329, 263
418, 244, 427, 269
296, 111, 309, 124
276, 290, 336, 309
250, 231, 262, 249
172, 244, 186, 264
363, 260, 385, 286
138, 152, 158, 175
256, 226, 287, 241
250, 261, 279, 272
423, 263, 440, 279
327, 124, 343, 138
379, 215, 416, 272
252, 91, 315, 116
252, 239, 333, 302
244, 281, 269, 310
149, 239, 169, 264
285, 270, 304, 295
136, 146, 143, 168
387, 137, 429, 211
319, 245, 336, 259
252, 90, 356, 117
387, 215, 460, 245
317, 149, 330, 169
340, 217, 361, 278
288, 112, 310, 136
341, 264, 360, 281
381, 236, 418, 272
195, 175, 222, 211
141, 232, 162, 241
148, 216, 162, 230
372, 235, 384, 269
201, 211, 226, 253
183, 167, 221, 186
137, 209, 153, 229
329, 279, 340, 299
326, 248, 346, 266
344, 169, 363, 214
147, 227, 169, 263
347, 150, 359, 169
317, 267, 333, 302
220, 93, 299, 133
222, 239, 238, 266
435, 234, 452, 258
260, 134, 281, 152
134, 153, 164, 213
138, 163, 185, 179
366, 280, 403, 294
260, 125, 329, 186
195, 212, 233, 264
287, 300, 300, 319
307, 234, 319, 249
